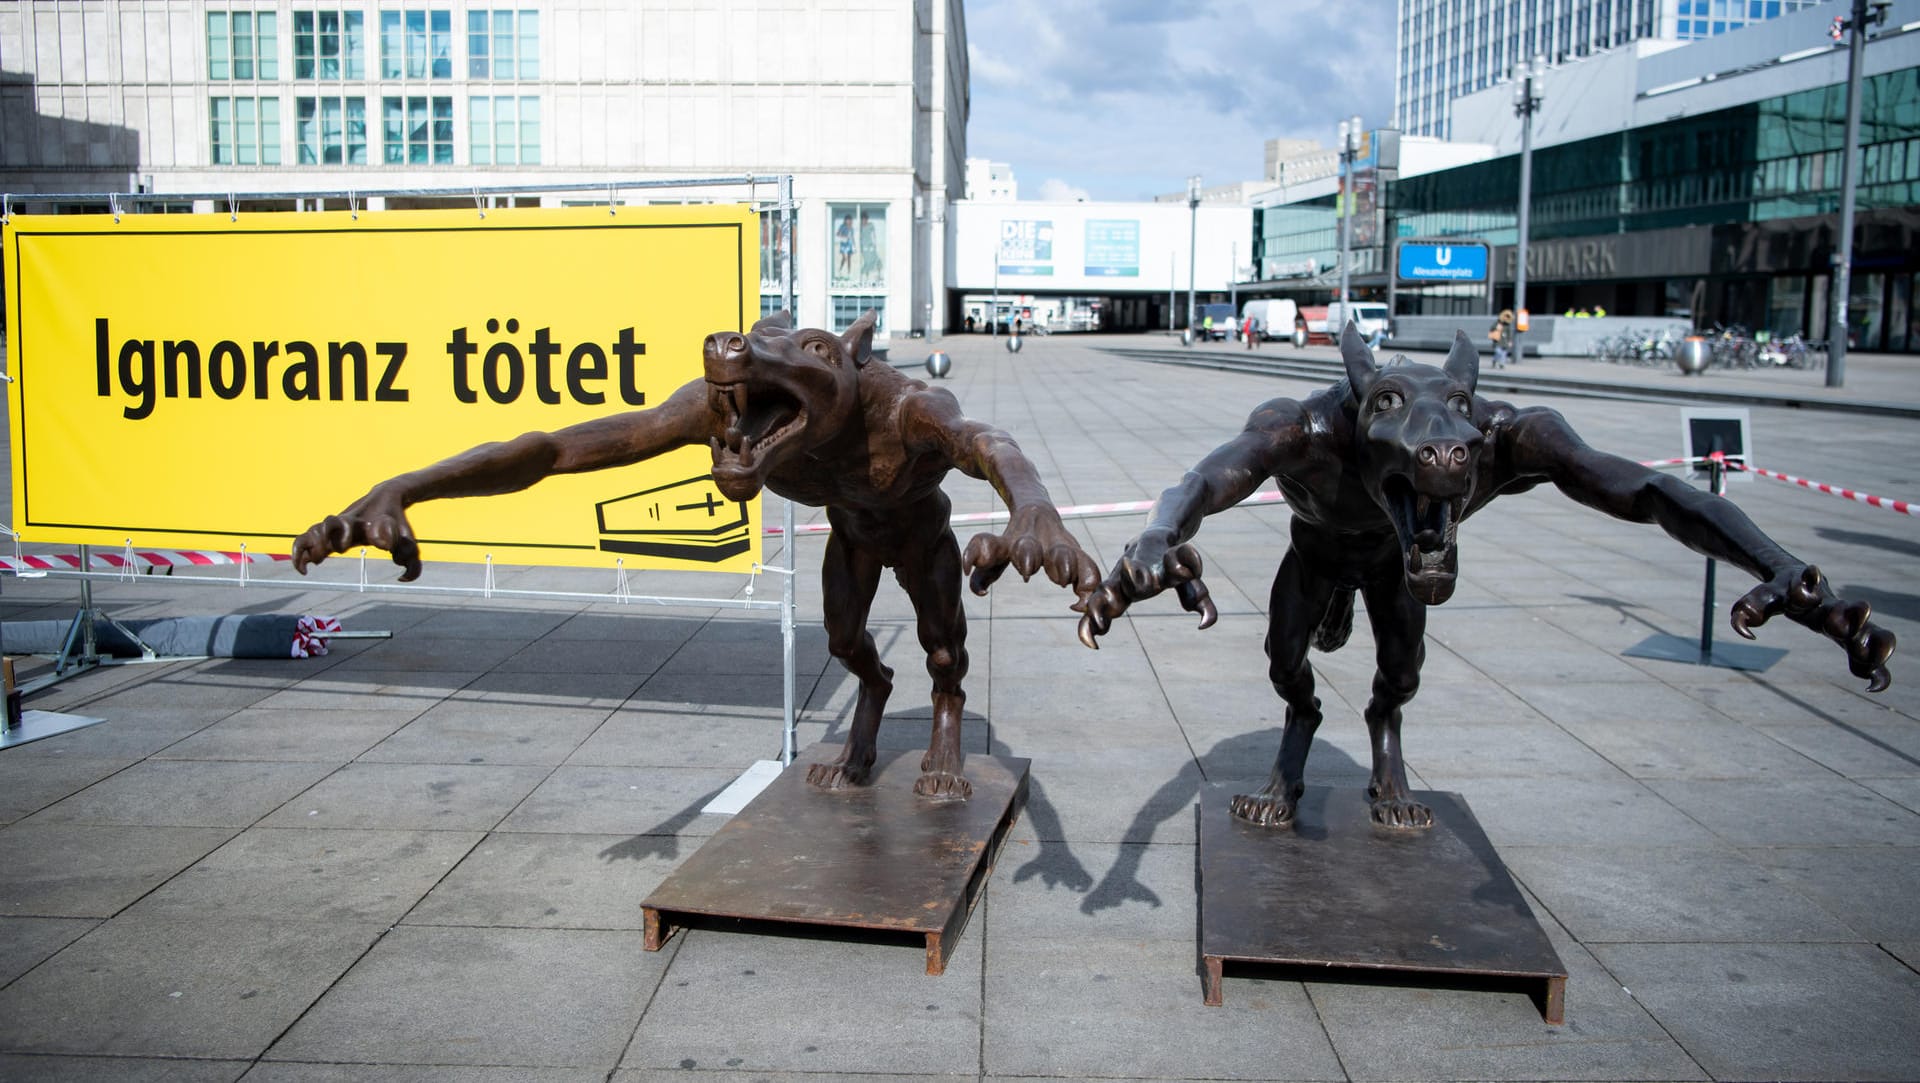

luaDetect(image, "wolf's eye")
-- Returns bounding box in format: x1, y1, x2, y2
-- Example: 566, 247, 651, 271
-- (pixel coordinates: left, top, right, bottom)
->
1450, 394, 1471, 416
1373, 389, 1403, 412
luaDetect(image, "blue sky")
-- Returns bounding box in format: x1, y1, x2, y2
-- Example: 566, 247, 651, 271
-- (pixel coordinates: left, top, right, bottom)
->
963, 0, 1400, 202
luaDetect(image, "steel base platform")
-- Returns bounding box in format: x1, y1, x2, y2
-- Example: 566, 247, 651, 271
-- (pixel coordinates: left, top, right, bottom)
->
642, 741, 1029, 975
1199, 784, 1567, 1023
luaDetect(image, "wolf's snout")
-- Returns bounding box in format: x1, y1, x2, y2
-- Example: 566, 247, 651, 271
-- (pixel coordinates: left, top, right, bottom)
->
1417, 441, 1470, 468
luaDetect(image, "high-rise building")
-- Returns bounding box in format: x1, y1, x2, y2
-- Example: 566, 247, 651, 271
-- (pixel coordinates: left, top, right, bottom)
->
0, 0, 968, 341
1395, 0, 1827, 139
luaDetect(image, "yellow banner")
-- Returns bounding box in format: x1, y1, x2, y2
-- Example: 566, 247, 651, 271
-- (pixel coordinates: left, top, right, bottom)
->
3, 204, 760, 572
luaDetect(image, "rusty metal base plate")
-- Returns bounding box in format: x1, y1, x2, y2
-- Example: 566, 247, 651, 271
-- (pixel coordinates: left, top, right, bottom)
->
642, 742, 1029, 975
1200, 784, 1567, 1023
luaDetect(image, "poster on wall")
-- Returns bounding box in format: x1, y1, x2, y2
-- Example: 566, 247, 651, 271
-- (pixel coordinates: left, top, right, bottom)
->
998, 219, 1054, 276
829, 203, 886, 289
1084, 219, 1140, 277
759, 212, 791, 298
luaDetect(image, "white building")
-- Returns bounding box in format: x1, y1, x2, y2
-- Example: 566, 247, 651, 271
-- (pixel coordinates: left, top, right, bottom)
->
963, 156, 1016, 201
947, 197, 1253, 332
0, 0, 968, 345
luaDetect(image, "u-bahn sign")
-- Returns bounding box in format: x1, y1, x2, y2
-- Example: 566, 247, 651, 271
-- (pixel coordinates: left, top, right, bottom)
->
1396, 241, 1489, 282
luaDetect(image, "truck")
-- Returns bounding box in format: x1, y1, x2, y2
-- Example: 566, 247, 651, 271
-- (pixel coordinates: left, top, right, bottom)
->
1240, 299, 1303, 345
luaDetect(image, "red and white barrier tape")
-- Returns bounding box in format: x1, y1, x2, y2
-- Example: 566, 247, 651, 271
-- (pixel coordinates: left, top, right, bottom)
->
763, 489, 1289, 535
0, 549, 293, 573
3, 453, 1905, 573
1727, 462, 1913, 516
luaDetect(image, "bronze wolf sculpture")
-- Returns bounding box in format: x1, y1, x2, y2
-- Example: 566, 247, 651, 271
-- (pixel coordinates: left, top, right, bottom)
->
292, 311, 1100, 798
1080, 325, 1896, 829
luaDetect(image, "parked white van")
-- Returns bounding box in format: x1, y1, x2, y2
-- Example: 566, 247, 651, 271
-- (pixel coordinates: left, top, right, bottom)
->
1240, 299, 1303, 344
1324, 302, 1392, 345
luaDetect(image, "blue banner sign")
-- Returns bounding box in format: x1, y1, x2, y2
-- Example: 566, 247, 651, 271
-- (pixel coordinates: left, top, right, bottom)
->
1397, 242, 1488, 282
1084, 219, 1139, 277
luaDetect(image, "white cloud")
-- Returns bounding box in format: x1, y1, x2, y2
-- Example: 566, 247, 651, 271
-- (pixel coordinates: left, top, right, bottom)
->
963, 0, 1397, 201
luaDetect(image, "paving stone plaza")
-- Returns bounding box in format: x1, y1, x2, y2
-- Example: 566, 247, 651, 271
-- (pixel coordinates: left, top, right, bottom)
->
1, 332, 1916, 1081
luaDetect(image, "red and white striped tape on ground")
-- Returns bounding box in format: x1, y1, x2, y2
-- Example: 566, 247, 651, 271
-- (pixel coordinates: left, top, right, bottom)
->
0, 550, 294, 573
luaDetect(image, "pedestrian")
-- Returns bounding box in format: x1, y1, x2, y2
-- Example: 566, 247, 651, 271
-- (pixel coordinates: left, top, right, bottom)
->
1203, 314, 1214, 341
1490, 308, 1512, 369
1243, 315, 1256, 349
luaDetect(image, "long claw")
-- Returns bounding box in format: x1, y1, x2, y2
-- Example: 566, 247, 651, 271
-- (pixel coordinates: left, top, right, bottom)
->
1869, 667, 1892, 693
1196, 594, 1218, 630
1077, 612, 1100, 650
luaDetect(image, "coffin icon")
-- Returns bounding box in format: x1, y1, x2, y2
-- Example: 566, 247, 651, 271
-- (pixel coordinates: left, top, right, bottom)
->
597, 475, 752, 563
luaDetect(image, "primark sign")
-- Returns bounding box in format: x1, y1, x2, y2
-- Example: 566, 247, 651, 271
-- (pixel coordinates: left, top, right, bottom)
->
1396, 241, 1488, 282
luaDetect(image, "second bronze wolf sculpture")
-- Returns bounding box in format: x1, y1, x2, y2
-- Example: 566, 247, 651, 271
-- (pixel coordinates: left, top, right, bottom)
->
1080, 325, 1895, 829
292, 311, 1100, 799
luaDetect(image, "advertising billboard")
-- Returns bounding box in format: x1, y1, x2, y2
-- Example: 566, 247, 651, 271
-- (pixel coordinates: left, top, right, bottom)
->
1083, 219, 1140, 277
4, 204, 761, 571
997, 219, 1054, 276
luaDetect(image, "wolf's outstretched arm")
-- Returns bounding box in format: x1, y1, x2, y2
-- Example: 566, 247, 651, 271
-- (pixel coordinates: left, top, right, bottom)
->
1077, 397, 1312, 648
900, 387, 1102, 604
1505, 406, 1894, 691
292, 381, 712, 581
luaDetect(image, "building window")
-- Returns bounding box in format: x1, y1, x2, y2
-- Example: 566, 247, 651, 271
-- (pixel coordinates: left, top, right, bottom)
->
382, 9, 453, 79
211, 97, 281, 164
468, 9, 539, 79
828, 203, 887, 290
383, 96, 453, 164
469, 96, 540, 164
294, 10, 365, 79
296, 96, 367, 164
209, 12, 278, 80
830, 296, 885, 336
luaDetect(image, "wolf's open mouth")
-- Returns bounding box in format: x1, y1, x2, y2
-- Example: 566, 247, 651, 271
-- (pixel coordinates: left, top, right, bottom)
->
1381, 476, 1463, 596
707, 381, 804, 471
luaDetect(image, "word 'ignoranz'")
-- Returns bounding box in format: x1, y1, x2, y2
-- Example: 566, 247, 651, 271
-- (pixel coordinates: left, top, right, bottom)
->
293, 311, 1099, 798
1080, 325, 1895, 830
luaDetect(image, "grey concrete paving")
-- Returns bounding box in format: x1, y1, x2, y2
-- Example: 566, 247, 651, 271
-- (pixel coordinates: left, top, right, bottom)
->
0, 332, 1917, 1080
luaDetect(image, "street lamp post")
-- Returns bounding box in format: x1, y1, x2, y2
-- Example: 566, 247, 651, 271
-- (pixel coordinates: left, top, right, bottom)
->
1187, 174, 1201, 342
1827, 0, 1888, 387
1336, 116, 1361, 317
1512, 58, 1542, 364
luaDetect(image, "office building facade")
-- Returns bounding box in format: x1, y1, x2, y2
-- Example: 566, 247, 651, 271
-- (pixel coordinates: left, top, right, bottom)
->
1396, 0, 1827, 140
0, 0, 968, 343
1260, 1, 1920, 352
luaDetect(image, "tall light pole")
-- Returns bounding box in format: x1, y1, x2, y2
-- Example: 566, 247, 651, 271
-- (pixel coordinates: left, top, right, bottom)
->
1187, 174, 1202, 340
1336, 115, 1362, 318
1827, 0, 1887, 387
1511, 58, 1542, 363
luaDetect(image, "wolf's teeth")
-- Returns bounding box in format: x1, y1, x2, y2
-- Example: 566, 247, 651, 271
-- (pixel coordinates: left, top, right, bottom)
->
738, 434, 756, 469
732, 384, 748, 418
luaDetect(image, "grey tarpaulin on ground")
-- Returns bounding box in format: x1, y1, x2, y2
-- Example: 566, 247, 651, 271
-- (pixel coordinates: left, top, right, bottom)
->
2, 614, 313, 659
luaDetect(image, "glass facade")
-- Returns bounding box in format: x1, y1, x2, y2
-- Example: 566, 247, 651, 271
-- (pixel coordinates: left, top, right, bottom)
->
1261, 67, 1920, 349
468, 10, 540, 80
293, 9, 365, 80
1395, 0, 1820, 140
208, 7, 539, 167
208, 11, 278, 81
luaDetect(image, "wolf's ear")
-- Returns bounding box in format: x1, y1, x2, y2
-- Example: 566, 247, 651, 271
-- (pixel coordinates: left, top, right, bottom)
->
751, 310, 792, 334
1443, 329, 1479, 393
841, 309, 877, 368
1341, 321, 1378, 400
